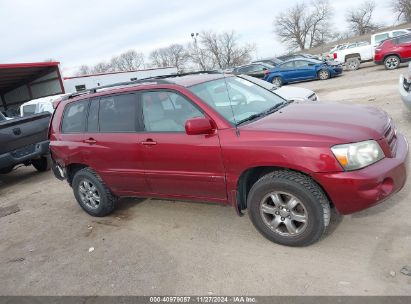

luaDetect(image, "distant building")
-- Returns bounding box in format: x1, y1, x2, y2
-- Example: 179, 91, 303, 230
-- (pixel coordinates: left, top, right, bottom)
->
63, 67, 178, 93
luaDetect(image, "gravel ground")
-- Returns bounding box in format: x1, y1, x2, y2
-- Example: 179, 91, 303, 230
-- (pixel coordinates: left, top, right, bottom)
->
0, 63, 410, 296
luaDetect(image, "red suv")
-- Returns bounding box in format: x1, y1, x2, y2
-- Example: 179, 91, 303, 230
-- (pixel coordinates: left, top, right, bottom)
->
49, 73, 409, 246
374, 33, 411, 69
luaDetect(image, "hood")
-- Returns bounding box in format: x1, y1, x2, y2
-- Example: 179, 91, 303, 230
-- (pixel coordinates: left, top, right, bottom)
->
274, 86, 314, 100
242, 102, 389, 143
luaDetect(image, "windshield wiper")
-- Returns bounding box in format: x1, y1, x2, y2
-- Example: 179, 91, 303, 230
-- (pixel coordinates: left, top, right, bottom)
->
236, 100, 293, 126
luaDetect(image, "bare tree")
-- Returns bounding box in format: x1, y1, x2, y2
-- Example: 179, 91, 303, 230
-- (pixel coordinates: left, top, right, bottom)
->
150, 44, 188, 72
110, 50, 144, 72
91, 62, 112, 74
76, 65, 92, 76
274, 0, 333, 50
188, 30, 255, 70
346, 0, 381, 35
392, 0, 411, 23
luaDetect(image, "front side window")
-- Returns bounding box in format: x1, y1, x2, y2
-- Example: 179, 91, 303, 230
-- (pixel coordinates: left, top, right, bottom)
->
99, 94, 138, 132
141, 91, 203, 132
393, 30, 407, 37
189, 76, 285, 124
61, 99, 88, 133
397, 34, 411, 44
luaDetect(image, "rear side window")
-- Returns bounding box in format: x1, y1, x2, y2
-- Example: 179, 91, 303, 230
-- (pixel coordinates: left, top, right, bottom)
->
99, 94, 138, 132
61, 99, 89, 133
280, 61, 294, 68
375, 33, 389, 44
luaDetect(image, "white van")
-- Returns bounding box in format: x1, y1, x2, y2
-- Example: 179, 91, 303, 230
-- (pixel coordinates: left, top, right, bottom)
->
20, 94, 65, 117
371, 29, 411, 47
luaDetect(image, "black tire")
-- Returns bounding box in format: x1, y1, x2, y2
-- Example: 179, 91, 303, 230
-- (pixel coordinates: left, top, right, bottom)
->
72, 167, 117, 217
32, 155, 52, 172
247, 170, 330, 247
345, 58, 360, 71
317, 69, 330, 80
271, 77, 283, 87
384, 55, 400, 70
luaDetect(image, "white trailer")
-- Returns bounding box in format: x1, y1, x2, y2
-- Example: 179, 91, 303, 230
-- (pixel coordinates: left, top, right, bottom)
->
63, 67, 178, 93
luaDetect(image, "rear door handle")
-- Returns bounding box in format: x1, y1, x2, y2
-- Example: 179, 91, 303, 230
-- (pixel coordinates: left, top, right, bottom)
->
141, 139, 157, 146
84, 138, 97, 144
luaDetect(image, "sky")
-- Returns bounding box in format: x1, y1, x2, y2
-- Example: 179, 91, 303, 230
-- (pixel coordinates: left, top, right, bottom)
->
0, 0, 396, 76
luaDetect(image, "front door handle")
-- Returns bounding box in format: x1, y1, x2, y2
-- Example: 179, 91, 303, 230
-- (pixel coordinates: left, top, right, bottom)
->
141, 139, 157, 146
84, 138, 97, 144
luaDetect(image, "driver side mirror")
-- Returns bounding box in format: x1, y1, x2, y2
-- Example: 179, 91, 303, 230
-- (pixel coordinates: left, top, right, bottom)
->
185, 117, 214, 135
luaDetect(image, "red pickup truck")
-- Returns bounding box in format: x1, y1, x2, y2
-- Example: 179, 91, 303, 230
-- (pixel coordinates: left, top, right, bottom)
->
49, 73, 408, 246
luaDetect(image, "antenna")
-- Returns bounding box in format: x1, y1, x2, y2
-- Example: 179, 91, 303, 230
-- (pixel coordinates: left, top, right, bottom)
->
221, 71, 240, 137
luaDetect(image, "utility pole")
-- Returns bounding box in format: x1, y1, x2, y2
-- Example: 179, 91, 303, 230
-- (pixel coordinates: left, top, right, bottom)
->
191, 33, 204, 70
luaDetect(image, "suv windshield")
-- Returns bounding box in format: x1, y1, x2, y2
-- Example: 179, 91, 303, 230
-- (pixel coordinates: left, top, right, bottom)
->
189, 76, 286, 125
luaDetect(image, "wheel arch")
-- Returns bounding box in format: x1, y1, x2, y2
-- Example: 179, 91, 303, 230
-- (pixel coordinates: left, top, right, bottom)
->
345, 53, 361, 61
235, 166, 333, 213
383, 53, 401, 62
66, 163, 88, 186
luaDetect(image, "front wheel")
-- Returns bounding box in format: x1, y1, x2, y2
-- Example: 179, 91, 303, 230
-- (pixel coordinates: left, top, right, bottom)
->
271, 77, 283, 87
318, 69, 330, 80
247, 170, 330, 247
72, 168, 118, 216
384, 55, 400, 70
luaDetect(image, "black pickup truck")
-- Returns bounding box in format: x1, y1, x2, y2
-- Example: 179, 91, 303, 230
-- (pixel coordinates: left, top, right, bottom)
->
0, 111, 51, 174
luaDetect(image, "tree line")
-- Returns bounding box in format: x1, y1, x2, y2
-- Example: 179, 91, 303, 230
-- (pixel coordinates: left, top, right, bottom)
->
275, 0, 411, 51
75, 0, 411, 75
75, 30, 255, 75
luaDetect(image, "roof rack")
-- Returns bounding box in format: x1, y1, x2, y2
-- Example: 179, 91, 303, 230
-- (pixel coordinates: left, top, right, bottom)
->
63, 70, 222, 100
63, 78, 172, 100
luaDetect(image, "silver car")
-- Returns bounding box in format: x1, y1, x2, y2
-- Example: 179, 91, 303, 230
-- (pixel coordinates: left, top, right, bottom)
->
238, 74, 318, 101
399, 62, 411, 110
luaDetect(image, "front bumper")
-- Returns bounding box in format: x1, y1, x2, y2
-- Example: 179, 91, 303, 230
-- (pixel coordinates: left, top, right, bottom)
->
330, 67, 343, 75
0, 140, 50, 170
313, 134, 409, 214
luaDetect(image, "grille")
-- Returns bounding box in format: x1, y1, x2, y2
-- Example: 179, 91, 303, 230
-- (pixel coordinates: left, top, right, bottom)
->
384, 121, 397, 156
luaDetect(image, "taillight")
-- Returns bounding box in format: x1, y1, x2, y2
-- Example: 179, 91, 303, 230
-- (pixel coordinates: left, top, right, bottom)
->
333, 53, 337, 59
375, 48, 382, 53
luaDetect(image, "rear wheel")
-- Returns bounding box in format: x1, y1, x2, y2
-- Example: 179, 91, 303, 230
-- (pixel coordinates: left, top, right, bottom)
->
72, 168, 117, 216
271, 77, 283, 87
247, 170, 330, 247
384, 55, 400, 70
32, 155, 52, 172
345, 57, 360, 71
318, 69, 330, 80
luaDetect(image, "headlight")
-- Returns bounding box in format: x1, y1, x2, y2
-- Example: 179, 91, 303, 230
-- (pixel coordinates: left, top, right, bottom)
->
331, 140, 385, 171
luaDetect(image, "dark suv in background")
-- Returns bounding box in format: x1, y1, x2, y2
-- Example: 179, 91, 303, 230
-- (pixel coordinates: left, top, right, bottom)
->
49, 73, 408, 247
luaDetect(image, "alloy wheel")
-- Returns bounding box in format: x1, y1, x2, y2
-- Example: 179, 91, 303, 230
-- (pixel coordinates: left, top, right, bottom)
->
319, 70, 330, 80
78, 179, 101, 209
259, 191, 308, 237
385, 57, 399, 69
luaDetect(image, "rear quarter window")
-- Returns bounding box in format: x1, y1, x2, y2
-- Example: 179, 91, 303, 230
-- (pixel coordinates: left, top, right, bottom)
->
61, 99, 89, 133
